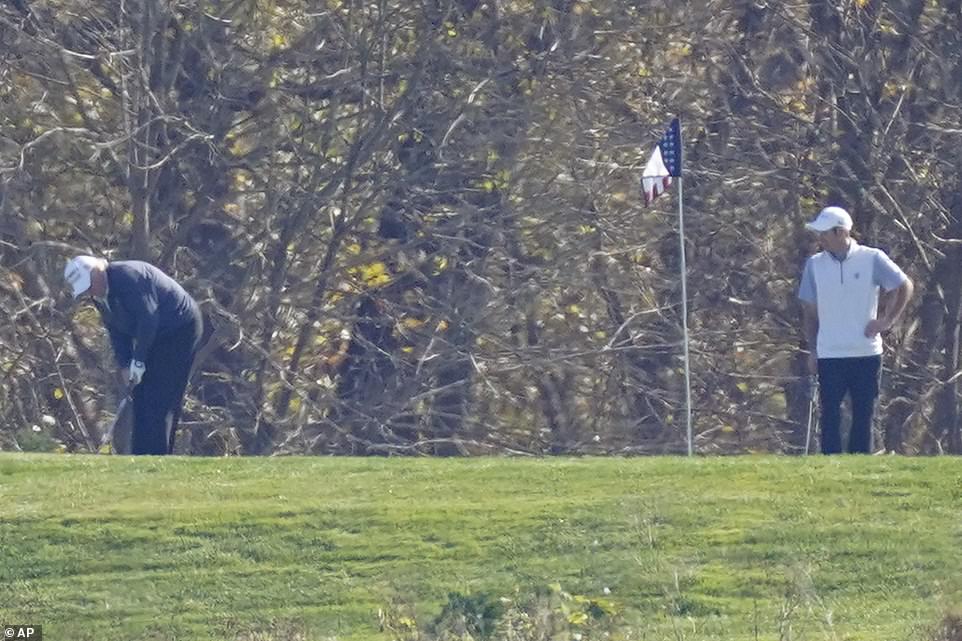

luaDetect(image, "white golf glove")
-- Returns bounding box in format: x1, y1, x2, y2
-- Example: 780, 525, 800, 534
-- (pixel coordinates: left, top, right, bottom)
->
128, 359, 146, 386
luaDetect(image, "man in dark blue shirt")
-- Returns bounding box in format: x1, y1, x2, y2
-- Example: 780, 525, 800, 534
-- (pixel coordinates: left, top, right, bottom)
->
65, 256, 204, 455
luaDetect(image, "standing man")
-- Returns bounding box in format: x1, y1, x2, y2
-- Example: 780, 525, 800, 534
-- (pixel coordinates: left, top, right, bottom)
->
64, 256, 204, 455
798, 206, 914, 454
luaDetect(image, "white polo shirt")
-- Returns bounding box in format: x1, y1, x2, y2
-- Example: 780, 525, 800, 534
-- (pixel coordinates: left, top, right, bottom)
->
798, 240, 908, 359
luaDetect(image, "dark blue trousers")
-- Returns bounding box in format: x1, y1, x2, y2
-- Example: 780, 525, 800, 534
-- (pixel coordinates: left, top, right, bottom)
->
131, 315, 203, 455
817, 355, 882, 454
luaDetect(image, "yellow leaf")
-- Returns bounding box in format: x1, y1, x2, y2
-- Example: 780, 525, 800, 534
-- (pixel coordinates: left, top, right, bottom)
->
591, 597, 619, 614
233, 171, 252, 189
272, 33, 287, 49
401, 317, 426, 329
231, 135, 255, 156
53, 388, 64, 400
359, 262, 391, 287
568, 612, 589, 625
436, 319, 449, 332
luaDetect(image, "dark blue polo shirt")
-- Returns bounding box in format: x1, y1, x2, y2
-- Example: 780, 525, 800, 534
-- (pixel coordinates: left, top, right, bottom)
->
94, 261, 201, 367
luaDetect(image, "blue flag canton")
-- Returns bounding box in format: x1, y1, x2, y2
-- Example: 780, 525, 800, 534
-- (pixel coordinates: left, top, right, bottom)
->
659, 118, 682, 177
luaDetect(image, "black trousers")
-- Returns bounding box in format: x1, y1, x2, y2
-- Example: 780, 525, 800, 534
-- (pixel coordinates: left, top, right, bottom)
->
817, 355, 882, 454
131, 315, 203, 455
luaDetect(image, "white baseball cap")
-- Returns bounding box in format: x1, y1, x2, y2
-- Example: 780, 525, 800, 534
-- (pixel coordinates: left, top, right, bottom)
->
64, 256, 102, 298
805, 206, 853, 232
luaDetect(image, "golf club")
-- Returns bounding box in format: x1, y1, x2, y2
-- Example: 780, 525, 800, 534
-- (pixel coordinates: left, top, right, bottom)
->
804, 374, 818, 455
100, 385, 132, 454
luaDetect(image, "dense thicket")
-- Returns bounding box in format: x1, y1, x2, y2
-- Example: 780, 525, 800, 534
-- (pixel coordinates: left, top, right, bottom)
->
1, 0, 959, 455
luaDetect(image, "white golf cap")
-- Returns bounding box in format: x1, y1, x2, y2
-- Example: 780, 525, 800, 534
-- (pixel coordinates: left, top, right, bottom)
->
64, 255, 101, 298
805, 206, 853, 232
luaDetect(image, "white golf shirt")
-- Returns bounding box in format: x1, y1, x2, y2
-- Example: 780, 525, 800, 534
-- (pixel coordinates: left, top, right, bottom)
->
798, 240, 908, 359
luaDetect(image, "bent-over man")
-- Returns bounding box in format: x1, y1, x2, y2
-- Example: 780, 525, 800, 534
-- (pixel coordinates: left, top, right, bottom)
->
65, 256, 203, 455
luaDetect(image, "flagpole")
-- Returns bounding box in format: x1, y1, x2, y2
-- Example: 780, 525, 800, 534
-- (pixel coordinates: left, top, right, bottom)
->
641, 117, 691, 455
678, 175, 693, 456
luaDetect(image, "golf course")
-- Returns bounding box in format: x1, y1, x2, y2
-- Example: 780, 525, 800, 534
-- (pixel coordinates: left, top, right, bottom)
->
1, 454, 960, 640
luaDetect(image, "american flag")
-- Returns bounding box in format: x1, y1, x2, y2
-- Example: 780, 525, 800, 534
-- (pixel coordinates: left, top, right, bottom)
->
641, 118, 682, 206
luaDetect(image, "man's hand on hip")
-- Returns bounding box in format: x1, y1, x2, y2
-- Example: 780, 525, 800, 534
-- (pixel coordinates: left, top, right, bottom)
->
864, 319, 888, 338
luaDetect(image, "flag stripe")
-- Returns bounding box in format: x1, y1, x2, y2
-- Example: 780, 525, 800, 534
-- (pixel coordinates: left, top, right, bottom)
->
640, 118, 681, 206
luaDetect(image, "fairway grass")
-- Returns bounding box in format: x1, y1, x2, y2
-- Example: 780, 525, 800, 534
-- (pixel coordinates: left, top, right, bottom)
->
1, 454, 960, 640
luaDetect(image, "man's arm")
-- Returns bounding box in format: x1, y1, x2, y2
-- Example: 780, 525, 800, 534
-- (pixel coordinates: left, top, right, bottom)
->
129, 290, 160, 363
866, 277, 914, 337
797, 258, 819, 374
107, 328, 133, 368
801, 301, 819, 374
111, 268, 160, 363
93, 299, 133, 368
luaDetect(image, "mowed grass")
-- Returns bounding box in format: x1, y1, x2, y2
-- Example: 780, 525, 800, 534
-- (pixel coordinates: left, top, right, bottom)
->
1, 454, 960, 641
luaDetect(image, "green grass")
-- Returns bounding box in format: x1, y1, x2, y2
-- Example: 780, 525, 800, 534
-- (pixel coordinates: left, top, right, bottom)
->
1, 454, 960, 640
